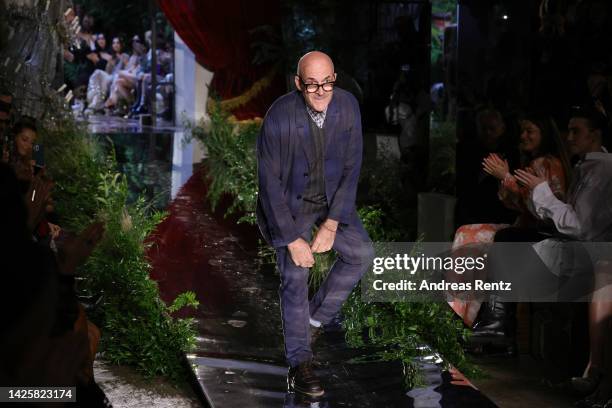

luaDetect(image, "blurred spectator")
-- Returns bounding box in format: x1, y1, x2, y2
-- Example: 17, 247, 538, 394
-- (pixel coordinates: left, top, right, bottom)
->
104, 35, 147, 114
130, 33, 174, 117
455, 108, 519, 227
516, 106, 612, 406
9, 118, 37, 185
0, 163, 109, 406
86, 37, 130, 114
64, 13, 98, 94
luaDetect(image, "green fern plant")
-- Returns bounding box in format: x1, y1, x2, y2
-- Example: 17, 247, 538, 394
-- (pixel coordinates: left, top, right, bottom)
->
188, 105, 259, 224
42, 117, 198, 381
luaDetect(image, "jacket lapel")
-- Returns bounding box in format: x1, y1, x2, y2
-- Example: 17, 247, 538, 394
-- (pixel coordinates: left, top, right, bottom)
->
295, 93, 315, 167
323, 93, 339, 155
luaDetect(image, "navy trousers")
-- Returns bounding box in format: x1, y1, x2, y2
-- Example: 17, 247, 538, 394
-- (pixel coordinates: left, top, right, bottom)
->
276, 209, 375, 367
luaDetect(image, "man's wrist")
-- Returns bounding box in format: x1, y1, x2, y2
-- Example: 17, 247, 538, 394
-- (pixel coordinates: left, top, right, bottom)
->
288, 237, 304, 247
322, 218, 338, 232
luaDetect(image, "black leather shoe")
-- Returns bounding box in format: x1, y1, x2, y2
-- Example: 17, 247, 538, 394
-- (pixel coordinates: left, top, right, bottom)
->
571, 367, 604, 396
311, 326, 322, 345
472, 295, 508, 336
287, 361, 325, 398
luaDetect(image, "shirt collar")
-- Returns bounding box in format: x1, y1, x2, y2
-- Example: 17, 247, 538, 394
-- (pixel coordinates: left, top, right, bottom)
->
306, 104, 327, 129
577, 147, 611, 166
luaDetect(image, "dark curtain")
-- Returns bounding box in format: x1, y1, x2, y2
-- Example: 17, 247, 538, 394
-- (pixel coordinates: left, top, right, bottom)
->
158, 0, 284, 119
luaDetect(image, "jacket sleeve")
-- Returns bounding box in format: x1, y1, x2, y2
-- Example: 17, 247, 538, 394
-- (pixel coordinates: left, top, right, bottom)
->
256, 113, 301, 247
327, 96, 362, 224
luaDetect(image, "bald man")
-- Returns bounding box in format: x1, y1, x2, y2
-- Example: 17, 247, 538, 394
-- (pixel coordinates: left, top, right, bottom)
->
256, 51, 374, 397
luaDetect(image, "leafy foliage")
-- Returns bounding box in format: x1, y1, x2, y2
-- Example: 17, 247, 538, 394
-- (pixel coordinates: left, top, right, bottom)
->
341, 206, 478, 387
359, 149, 416, 241
42, 118, 198, 381
188, 104, 260, 224
342, 289, 475, 388
431, 0, 457, 65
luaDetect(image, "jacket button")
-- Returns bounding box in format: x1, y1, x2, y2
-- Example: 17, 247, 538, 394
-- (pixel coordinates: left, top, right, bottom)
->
297, 195, 302, 200
303, 172, 308, 177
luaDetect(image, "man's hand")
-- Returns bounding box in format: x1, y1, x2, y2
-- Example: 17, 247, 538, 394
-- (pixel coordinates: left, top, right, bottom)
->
311, 219, 338, 254
514, 168, 547, 190
287, 237, 315, 268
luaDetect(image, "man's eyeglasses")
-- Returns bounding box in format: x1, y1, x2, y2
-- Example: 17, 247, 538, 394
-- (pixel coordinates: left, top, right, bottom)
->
298, 77, 335, 93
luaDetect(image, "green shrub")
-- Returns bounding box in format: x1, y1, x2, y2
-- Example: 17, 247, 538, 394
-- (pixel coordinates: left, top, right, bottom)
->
188, 105, 259, 224
42, 118, 198, 381
341, 206, 477, 387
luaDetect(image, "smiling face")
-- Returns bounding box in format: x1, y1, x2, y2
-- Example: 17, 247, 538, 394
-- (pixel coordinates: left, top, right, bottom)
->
294, 52, 336, 113
519, 120, 543, 154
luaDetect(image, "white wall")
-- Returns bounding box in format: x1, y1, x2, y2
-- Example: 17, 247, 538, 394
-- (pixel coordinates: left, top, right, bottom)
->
171, 31, 213, 198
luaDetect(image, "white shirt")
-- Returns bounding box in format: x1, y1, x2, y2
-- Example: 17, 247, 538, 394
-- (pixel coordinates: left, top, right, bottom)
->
531, 149, 612, 241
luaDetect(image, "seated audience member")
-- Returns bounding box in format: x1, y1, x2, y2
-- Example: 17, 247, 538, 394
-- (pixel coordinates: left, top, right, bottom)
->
450, 113, 571, 328
86, 36, 130, 113
63, 13, 98, 93
104, 35, 147, 114
92, 33, 112, 72
455, 108, 519, 227
515, 106, 612, 406
9, 118, 37, 184
130, 34, 174, 117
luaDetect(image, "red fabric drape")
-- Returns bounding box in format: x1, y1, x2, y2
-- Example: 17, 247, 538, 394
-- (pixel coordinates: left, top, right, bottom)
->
158, 0, 285, 119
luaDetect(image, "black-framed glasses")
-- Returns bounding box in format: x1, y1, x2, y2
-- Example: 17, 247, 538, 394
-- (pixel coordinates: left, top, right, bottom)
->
298, 77, 335, 93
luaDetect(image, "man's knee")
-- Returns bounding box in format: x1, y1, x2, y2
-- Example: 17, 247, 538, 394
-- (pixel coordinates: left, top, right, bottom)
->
346, 240, 375, 266
278, 255, 309, 294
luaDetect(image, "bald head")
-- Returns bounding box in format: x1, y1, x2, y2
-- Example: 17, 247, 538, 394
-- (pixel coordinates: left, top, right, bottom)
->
295, 51, 336, 112
296, 51, 334, 77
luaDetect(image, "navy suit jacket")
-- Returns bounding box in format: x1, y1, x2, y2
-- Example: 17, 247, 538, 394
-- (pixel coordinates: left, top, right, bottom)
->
256, 88, 369, 248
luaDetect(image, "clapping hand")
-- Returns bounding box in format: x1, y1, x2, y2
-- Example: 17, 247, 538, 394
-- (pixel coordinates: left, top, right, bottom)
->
483, 153, 510, 180
514, 166, 548, 190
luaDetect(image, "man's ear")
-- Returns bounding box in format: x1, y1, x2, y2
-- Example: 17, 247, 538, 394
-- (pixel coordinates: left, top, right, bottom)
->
592, 128, 603, 144
294, 75, 302, 91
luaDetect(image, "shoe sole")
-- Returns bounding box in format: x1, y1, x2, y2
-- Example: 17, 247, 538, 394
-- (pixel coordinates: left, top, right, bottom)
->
294, 386, 325, 398
288, 381, 325, 398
